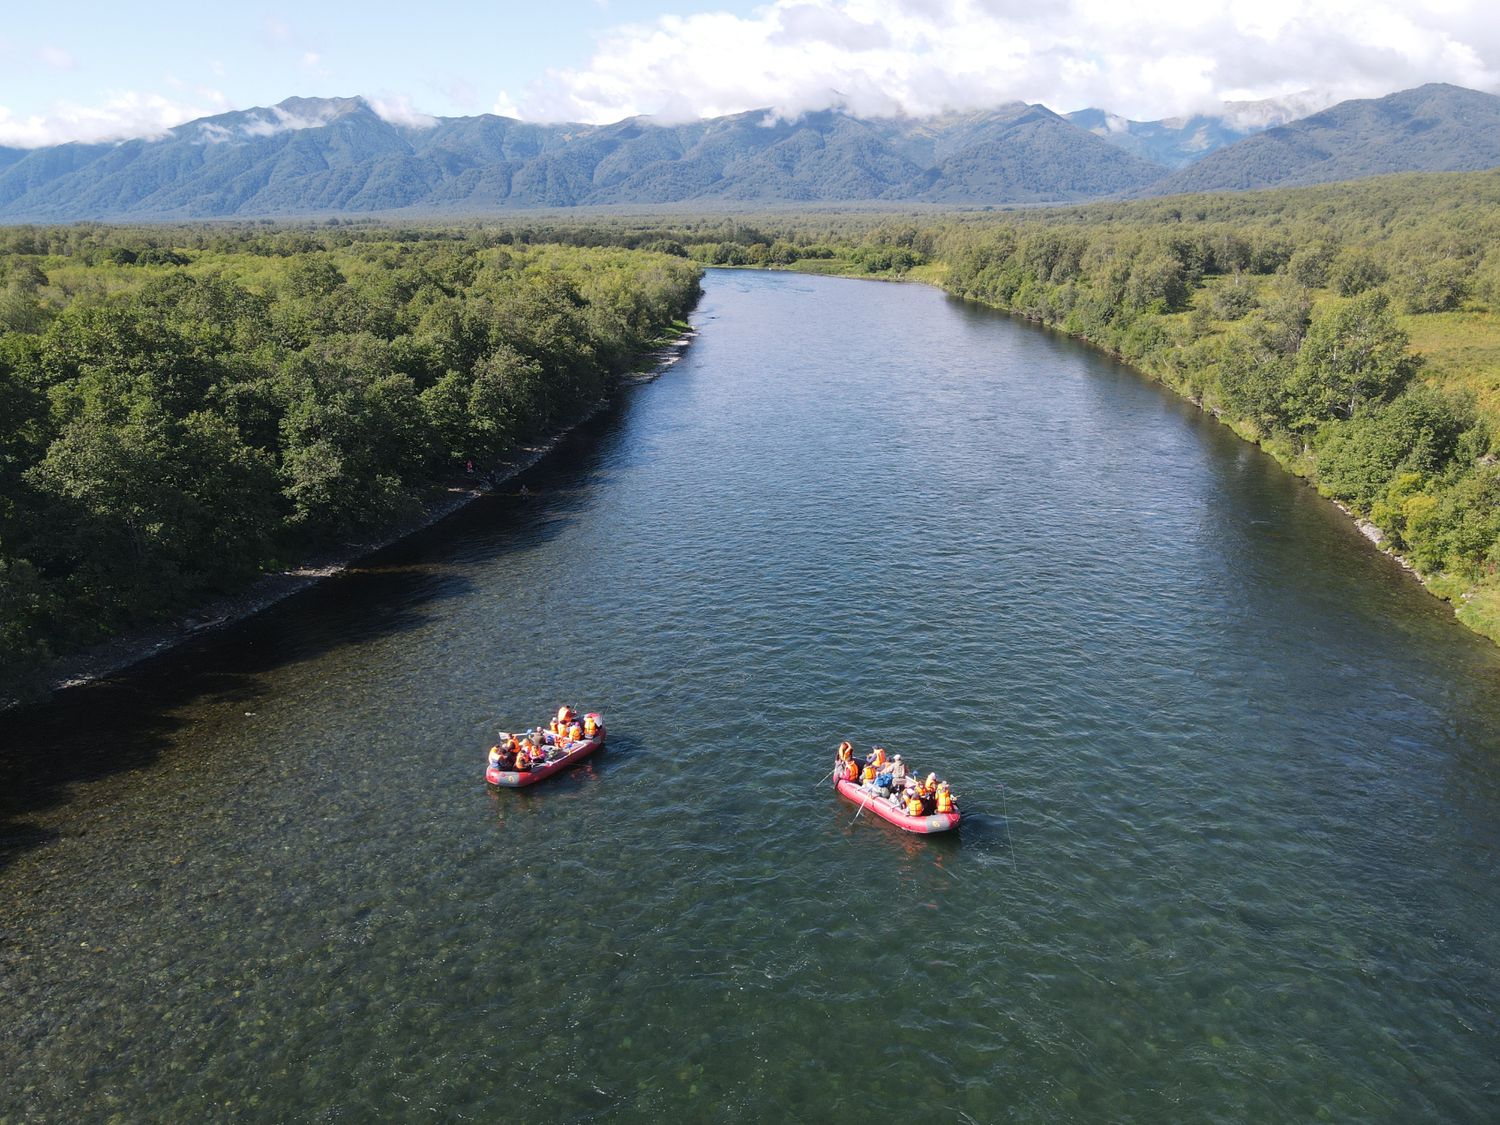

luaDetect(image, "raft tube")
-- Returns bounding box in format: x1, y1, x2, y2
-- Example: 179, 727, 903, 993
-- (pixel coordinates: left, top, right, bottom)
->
487, 726, 605, 788
836, 778, 959, 834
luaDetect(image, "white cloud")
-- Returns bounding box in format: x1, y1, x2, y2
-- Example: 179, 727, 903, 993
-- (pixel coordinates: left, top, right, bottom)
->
0, 87, 441, 149
238, 102, 349, 137
36, 46, 75, 71
498, 0, 1500, 123
301, 50, 331, 81
368, 95, 438, 128
0, 89, 230, 148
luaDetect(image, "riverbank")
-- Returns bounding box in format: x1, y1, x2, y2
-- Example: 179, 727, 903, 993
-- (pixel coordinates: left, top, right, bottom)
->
19, 328, 697, 707
973, 291, 1500, 644
735, 257, 1500, 648
9, 267, 1499, 1125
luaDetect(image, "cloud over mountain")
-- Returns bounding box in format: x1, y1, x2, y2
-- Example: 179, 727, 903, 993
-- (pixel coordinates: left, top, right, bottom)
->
4, 0, 1498, 148
0, 90, 232, 148
495, 0, 1500, 124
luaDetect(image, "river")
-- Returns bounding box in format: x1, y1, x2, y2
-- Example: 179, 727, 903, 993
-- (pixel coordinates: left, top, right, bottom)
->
4, 269, 1500, 1122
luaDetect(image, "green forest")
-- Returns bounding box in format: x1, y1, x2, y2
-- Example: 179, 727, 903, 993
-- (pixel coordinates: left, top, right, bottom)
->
502, 171, 1500, 643
933, 174, 1500, 642
0, 227, 701, 702
4, 168, 1499, 703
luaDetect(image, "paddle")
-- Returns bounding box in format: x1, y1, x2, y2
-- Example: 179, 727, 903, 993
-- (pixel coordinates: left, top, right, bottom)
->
999, 784, 1019, 872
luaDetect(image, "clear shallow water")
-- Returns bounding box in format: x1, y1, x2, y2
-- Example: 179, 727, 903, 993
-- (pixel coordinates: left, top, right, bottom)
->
4, 269, 1500, 1122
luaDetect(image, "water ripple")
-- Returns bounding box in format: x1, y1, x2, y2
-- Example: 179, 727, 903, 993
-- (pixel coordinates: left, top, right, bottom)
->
4, 271, 1500, 1122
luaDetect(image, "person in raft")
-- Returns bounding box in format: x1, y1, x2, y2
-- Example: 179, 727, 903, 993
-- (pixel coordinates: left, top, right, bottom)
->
488, 732, 521, 770
834, 742, 860, 782
547, 706, 576, 744
861, 747, 891, 795
522, 728, 550, 763
547, 707, 589, 748
881, 766, 959, 817
936, 781, 957, 814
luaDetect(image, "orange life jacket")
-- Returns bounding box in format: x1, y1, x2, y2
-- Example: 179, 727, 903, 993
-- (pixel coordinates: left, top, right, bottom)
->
843, 761, 860, 782
515, 750, 532, 771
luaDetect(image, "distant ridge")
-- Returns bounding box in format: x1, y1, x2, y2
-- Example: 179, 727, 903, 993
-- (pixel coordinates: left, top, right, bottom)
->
0, 96, 1165, 219
1065, 91, 1335, 169
1142, 84, 1500, 194
1, 84, 1499, 219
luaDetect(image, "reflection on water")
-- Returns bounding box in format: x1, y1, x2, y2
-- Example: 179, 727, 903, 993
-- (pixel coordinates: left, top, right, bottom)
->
4, 270, 1500, 1122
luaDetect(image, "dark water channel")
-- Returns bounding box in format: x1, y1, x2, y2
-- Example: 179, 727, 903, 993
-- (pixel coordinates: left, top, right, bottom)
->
4, 270, 1500, 1122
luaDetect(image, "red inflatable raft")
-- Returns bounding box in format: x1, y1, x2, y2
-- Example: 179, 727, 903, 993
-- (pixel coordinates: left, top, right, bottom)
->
486, 719, 605, 788
836, 777, 960, 834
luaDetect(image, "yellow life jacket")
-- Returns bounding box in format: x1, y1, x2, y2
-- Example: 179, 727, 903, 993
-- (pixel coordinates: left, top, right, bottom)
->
906, 796, 925, 816
936, 790, 954, 813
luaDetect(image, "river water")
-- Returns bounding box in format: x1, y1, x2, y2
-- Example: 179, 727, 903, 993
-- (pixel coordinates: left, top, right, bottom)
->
4, 269, 1500, 1122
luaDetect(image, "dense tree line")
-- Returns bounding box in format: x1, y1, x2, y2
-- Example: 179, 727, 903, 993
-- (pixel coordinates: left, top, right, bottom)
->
4, 169, 1497, 700
0, 232, 701, 701
405, 172, 1500, 640
926, 176, 1500, 617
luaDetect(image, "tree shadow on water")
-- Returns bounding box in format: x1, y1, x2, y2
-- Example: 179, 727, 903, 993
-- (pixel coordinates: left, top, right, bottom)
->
0, 566, 480, 875
0, 392, 640, 874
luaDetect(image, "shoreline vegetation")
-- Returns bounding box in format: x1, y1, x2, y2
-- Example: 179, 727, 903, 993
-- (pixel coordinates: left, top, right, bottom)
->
26, 329, 697, 705
616, 171, 1499, 646
0, 229, 702, 707
3, 168, 1498, 703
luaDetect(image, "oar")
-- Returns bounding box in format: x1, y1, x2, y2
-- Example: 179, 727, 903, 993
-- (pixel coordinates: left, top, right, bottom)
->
999, 783, 1019, 872
814, 767, 836, 787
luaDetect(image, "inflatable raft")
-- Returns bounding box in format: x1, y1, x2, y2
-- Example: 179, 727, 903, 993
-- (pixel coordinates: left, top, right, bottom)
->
836, 777, 960, 834
486, 719, 605, 788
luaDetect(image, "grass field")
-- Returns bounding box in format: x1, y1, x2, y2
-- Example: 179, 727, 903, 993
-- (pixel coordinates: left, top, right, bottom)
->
1403, 308, 1500, 426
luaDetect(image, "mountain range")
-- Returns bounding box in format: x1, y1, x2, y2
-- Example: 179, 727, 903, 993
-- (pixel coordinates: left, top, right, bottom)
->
0, 83, 1495, 219
1065, 91, 1336, 169
1143, 84, 1500, 194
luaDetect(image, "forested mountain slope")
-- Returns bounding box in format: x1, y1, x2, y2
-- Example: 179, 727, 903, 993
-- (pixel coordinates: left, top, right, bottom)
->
5, 85, 1500, 218
1146, 85, 1500, 194
1066, 92, 1333, 169
0, 97, 1167, 217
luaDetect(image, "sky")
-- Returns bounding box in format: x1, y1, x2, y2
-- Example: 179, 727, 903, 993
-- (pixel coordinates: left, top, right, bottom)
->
2, 0, 1498, 146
